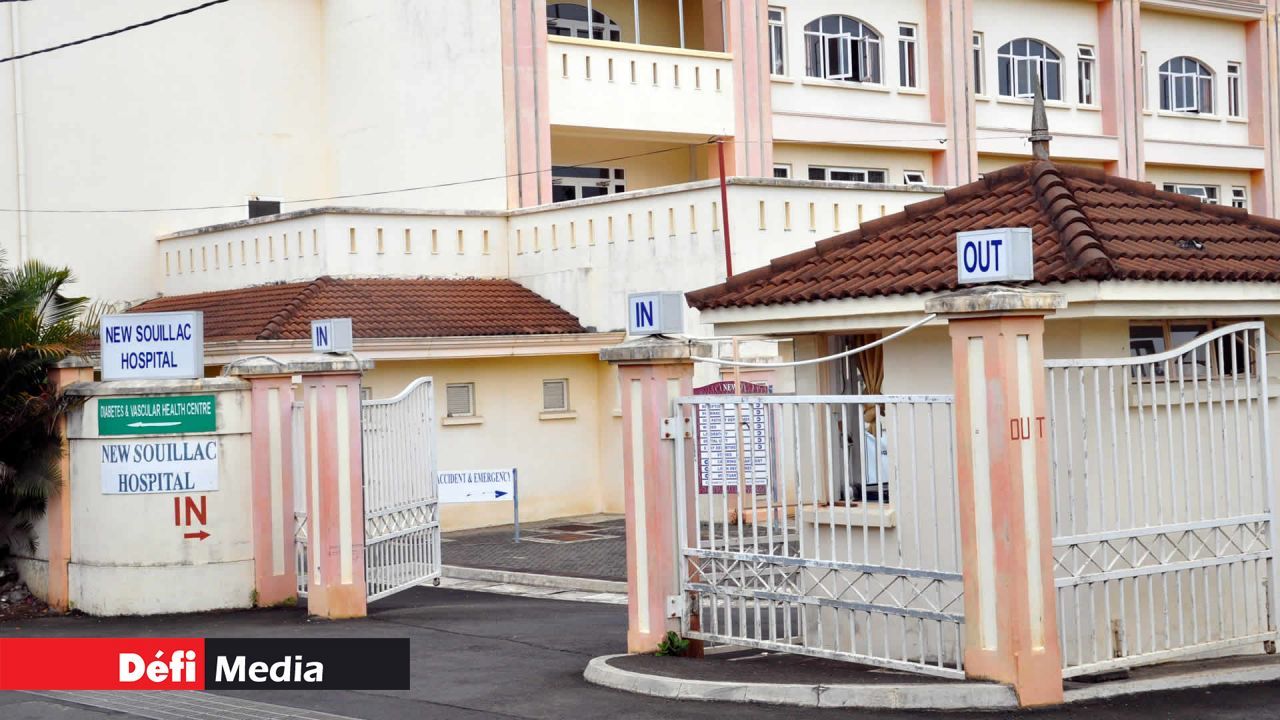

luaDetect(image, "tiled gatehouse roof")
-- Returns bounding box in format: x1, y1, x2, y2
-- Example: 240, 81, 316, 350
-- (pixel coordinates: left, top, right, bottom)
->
128, 277, 588, 341
687, 161, 1280, 311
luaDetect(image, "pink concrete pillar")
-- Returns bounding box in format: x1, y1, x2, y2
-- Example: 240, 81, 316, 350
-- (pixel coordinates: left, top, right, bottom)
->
44, 358, 94, 612
300, 371, 367, 619
1246, 12, 1277, 216
926, 287, 1066, 707
725, 0, 773, 176
246, 374, 297, 606
926, 0, 977, 185
501, 0, 553, 208
602, 338, 709, 653
1098, 0, 1143, 179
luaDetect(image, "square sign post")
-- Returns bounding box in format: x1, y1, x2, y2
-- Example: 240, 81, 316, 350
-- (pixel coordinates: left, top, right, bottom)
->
311, 318, 354, 354
99, 311, 204, 380
956, 228, 1034, 285
627, 292, 685, 336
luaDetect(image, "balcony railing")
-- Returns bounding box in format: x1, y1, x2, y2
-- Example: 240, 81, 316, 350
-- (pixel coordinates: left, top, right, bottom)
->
548, 36, 734, 136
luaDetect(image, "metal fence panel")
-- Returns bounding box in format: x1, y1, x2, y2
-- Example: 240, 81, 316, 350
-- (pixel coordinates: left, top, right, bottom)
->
675, 394, 963, 679
1045, 322, 1278, 677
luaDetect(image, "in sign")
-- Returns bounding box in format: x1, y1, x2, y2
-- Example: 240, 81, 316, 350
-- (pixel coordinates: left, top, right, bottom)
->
173, 495, 211, 541
956, 228, 1034, 285
311, 318, 353, 353
626, 292, 685, 336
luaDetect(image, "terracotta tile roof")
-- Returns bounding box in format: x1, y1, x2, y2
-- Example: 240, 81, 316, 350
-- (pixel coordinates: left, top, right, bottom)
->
128, 277, 587, 341
687, 161, 1280, 311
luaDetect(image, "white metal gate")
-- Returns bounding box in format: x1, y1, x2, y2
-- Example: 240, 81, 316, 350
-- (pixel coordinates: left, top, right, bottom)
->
362, 377, 441, 601
291, 379, 440, 602
674, 394, 964, 678
1045, 322, 1278, 677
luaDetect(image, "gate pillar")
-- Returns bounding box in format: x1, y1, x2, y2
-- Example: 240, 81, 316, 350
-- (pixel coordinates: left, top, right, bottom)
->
926, 286, 1066, 707
45, 357, 94, 612
602, 337, 711, 653
240, 367, 298, 607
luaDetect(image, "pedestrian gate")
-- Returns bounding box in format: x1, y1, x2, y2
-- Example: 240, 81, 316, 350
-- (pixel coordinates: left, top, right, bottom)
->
293, 377, 441, 602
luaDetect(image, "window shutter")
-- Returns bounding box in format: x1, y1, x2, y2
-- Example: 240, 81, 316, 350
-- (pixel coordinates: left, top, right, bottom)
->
543, 380, 568, 411
446, 384, 474, 417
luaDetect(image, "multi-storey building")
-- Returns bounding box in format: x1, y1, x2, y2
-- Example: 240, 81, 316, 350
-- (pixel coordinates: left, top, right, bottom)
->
3, 0, 1278, 528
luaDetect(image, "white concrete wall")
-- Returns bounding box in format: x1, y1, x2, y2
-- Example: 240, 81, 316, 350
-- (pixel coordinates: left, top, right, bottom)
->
59, 378, 255, 616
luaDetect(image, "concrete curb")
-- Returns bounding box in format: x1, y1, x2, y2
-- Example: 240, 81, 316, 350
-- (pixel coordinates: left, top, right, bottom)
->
442, 565, 626, 594
582, 655, 1018, 710
1062, 661, 1280, 703
585, 653, 1280, 710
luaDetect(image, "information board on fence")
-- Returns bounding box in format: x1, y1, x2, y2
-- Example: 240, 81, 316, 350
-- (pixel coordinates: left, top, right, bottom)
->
98, 396, 216, 436
100, 438, 219, 494
438, 468, 515, 504
694, 381, 772, 494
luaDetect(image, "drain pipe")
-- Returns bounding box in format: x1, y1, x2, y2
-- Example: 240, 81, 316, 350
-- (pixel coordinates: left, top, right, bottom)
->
716, 139, 733, 279
9, 4, 28, 262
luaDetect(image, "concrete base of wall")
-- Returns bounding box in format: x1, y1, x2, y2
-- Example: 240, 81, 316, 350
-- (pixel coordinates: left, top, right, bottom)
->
67, 560, 255, 616
11, 556, 50, 601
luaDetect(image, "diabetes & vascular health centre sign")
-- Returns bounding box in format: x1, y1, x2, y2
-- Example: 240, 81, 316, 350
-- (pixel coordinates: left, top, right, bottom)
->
98, 396, 216, 436
99, 311, 204, 380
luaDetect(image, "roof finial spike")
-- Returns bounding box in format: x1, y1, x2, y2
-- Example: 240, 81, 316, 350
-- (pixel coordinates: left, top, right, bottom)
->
1030, 64, 1053, 161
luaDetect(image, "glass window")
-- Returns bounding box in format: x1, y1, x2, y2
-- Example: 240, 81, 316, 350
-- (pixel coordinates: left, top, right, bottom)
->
1231, 186, 1248, 209
1227, 62, 1242, 117
551, 166, 626, 203
809, 166, 888, 183
547, 3, 621, 41
1159, 56, 1214, 114
773, 164, 791, 179
997, 37, 1062, 100
903, 170, 926, 185
972, 32, 985, 95
1162, 183, 1219, 204
1077, 45, 1096, 105
898, 23, 918, 88
803, 15, 881, 83
769, 8, 786, 75
1130, 321, 1256, 380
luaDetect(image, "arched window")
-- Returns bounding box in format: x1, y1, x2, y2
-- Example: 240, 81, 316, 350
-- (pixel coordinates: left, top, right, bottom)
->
803, 15, 881, 84
1159, 57, 1213, 114
547, 3, 621, 42
997, 38, 1062, 100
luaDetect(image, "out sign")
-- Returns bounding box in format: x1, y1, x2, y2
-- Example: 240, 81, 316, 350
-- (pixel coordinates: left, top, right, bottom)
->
956, 228, 1034, 285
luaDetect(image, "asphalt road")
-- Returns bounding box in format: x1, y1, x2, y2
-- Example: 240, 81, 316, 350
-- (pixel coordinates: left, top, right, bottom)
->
3, 587, 1280, 719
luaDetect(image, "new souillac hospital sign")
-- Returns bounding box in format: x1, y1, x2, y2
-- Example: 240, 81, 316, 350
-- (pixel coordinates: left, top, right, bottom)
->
99, 311, 204, 380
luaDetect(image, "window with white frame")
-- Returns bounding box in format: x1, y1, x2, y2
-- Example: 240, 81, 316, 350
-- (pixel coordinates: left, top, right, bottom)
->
1159, 56, 1213, 114
1077, 45, 1096, 105
768, 7, 786, 75
1162, 183, 1219, 204
552, 166, 625, 203
804, 15, 881, 84
1129, 320, 1255, 379
972, 32, 985, 95
542, 379, 570, 412
808, 165, 888, 183
546, 3, 621, 41
903, 170, 927, 185
773, 163, 791, 179
1227, 62, 1242, 118
997, 38, 1062, 100
1231, 186, 1248, 209
898, 23, 918, 88
446, 383, 476, 417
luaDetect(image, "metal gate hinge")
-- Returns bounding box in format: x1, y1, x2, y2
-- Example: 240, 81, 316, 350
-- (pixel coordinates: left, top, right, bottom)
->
666, 594, 685, 618
660, 416, 692, 440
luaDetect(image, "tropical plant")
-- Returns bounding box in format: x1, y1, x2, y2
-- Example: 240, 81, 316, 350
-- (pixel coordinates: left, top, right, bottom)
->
0, 252, 98, 557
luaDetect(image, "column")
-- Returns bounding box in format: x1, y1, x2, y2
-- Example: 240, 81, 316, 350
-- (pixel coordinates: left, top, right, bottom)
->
601, 337, 710, 652
301, 367, 368, 619
724, 0, 772, 176
926, 0, 978, 185
500, 0, 553, 208
246, 372, 297, 606
1246, 3, 1278, 216
925, 287, 1066, 707
1099, 0, 1144, 179
44, 357, 94, 612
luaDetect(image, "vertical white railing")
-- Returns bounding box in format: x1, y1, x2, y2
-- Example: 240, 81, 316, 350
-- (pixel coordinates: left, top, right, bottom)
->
361, 378, 441, 602
674, 394, 963, 678
1045, 322, 1277, 677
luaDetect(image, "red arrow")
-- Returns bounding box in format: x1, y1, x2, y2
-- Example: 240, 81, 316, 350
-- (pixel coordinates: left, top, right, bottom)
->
183, 530, 210, 541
